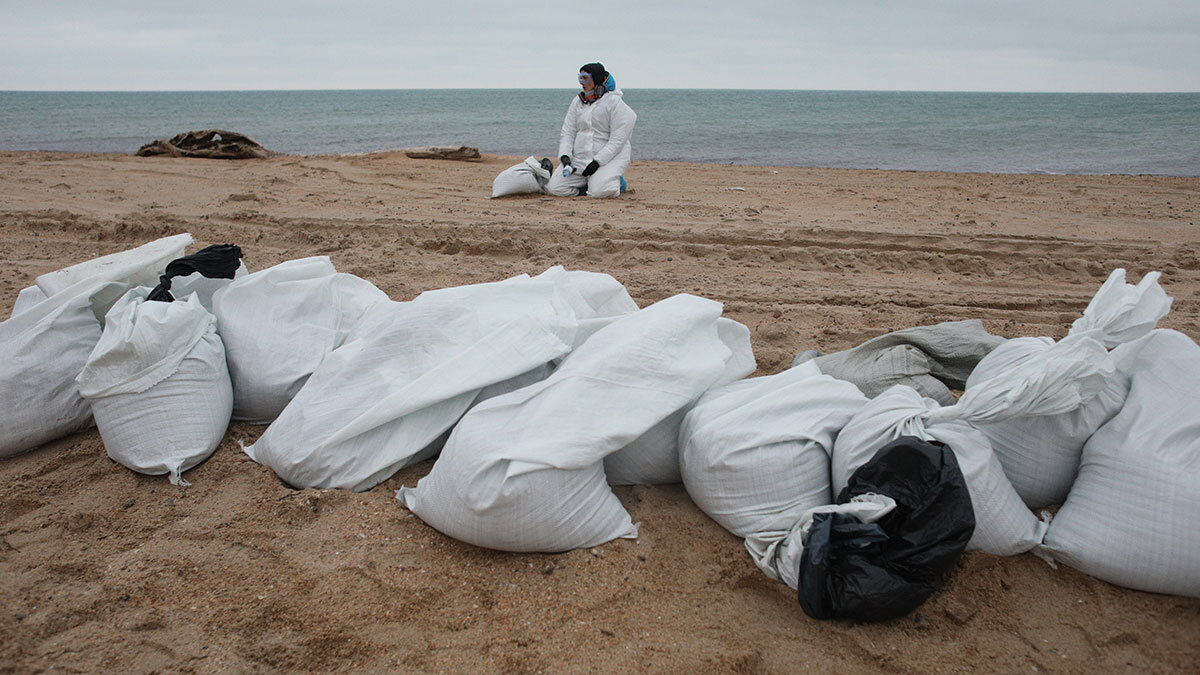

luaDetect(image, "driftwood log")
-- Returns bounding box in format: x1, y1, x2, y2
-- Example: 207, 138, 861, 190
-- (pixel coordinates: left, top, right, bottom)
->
137, 129, 272, 159
403, 145, 482, 161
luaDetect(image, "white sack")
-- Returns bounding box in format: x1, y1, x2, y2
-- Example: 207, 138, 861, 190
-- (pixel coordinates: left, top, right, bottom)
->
10, 285, 48, 318
1041, 329, 1200, 597
492, 157, 553, 198
967, 269, 1170, 507
77, 290, 232, 484
604, 317, 756, 486
35, 233, 192, 300
399, 294, 734, 552
679, 361, 868, 537
211, 257, 388, 424
0, 282, 124, 457
831, 333, 1111, 555
244, 273, 580, 491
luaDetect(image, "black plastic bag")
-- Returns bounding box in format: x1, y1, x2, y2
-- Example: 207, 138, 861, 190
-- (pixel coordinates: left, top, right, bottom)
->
798, 436, 974, 622
147, 244, 243, 302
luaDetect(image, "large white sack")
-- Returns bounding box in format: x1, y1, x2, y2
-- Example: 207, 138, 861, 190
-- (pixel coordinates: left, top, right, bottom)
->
244, 274, 580, 491
77, 290, 232, 485
604, 317, 756, 486
35, 233, 192, 299
967, 337, 1129, 507
492, 157, 553, 198
0, 282, 125, 458
211, 256, 388, 424
1041, 330, 1200, 597
679, 361, 868, 537
832, 332, 1112, 555
399, 294, 735, 552
10, 285, 48, 318
967, 269, 1170, 507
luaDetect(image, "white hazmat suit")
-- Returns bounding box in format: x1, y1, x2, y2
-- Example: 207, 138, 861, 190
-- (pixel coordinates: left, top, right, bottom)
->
548, 87, 637, 198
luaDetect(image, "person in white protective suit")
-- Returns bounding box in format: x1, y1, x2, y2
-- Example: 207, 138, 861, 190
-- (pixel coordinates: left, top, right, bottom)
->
546, 62, 637, 198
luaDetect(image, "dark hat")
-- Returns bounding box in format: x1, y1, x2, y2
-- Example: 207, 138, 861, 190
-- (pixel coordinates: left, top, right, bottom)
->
579, 63, 607, 85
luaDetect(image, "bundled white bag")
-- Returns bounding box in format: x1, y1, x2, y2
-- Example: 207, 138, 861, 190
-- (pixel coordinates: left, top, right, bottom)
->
492, 157, 553, 198
399, 294, 735, 552
244, 273, 581, 491
0, 282, 125, 457
832, 332, 1112, 555
679, 361, 868, 537
77, 289, 232, 484
212, 257, 388, 424
1041, 330, 1200, 597
604, 318, 756, 486
967, 269, 1172, 507
35, 233, 192, 300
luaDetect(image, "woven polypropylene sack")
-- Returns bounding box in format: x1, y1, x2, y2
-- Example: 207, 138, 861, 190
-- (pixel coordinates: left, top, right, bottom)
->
244, 274, 579, 491
1041, 330, 1200, 597
0, 283, 123, 457
967, 337, 1128, 507
604, 317, 757, 486
679, 361, 867, 537
211, 257, 388, 424
399, 294, 735, 552
77, 290, 231, 484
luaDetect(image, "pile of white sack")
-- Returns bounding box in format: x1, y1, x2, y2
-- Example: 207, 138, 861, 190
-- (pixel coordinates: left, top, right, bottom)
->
4, 237, 1198, 602
2, 235, 251, 483
399, 293, 755, 551
3, 234, 194, 459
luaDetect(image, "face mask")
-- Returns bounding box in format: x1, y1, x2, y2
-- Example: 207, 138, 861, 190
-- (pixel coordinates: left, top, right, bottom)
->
579, 84, 607, 104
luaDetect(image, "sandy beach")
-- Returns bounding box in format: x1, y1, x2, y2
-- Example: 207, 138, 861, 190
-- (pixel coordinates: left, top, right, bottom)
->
1, 150, 1199, 672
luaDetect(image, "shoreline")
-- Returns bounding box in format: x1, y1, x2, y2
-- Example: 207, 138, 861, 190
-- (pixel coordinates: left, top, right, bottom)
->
1, 150, 1198, 671
6, 149, 1200, 180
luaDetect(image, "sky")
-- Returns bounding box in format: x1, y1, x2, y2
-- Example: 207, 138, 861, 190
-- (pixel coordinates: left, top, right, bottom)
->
1, 1, 1198, 92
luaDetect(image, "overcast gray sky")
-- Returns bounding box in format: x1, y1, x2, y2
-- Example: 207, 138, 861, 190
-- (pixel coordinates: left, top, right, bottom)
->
2, 1, 1197, 91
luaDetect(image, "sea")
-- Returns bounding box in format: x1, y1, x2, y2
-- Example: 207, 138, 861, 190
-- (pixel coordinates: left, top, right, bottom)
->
1, 89, 1197, 176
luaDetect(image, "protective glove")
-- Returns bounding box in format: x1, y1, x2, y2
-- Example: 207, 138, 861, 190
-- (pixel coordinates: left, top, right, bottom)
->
581, 160, 600, 177
560, 155, 571, 168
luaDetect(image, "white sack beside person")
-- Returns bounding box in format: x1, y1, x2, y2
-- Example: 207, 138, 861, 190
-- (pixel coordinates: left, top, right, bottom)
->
832, 332, 1113, 556
243, 272, 589, 492
492, 157, 554, 198
679, 361, 868, 537
967, 269, 1172, 508
211, 257, 388, 424
1040, 330, 1200, 597
76, 288, 232, 485
399, 294, 735, 552
603, 318, 756, 486
0, 282, 125, 458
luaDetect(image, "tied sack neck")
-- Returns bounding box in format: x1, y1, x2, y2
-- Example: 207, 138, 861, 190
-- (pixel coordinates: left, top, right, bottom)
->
147, 244, 243, 302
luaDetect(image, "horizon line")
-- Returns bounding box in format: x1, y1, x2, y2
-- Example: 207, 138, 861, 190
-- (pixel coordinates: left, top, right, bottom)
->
2, 87, 1198, 95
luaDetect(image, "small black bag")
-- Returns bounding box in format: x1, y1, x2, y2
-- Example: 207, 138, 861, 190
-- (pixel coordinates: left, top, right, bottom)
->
147, 244, 243, 302
798, 436, 975, 622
